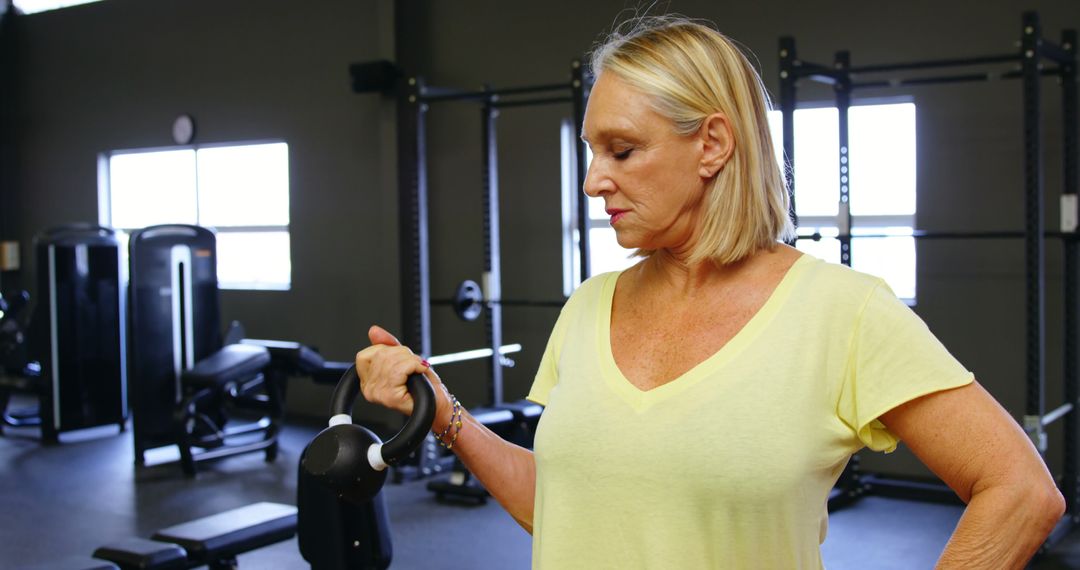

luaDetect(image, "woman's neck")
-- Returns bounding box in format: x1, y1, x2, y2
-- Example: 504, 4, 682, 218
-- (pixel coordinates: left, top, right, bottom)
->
635, 248, 756, 297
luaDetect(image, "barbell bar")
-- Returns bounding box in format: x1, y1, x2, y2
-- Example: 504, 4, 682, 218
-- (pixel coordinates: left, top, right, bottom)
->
428, 343, 522, 367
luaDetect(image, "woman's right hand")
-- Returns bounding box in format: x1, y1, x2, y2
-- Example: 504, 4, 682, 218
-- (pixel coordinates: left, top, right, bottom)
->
354, 325, 452, 428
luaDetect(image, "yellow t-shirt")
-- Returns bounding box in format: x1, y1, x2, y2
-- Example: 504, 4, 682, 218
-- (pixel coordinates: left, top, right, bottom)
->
526, 254, 974, 569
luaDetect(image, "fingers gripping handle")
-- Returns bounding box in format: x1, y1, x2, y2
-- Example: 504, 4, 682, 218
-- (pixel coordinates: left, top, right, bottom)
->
331, 365, 436, 470
381, 374, 437, 462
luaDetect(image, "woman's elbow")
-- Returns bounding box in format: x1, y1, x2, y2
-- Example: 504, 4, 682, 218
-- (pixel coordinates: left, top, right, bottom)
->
987, 468, 1065, 536
1017, 476, 1066, 537
1039, 483, 1066, 527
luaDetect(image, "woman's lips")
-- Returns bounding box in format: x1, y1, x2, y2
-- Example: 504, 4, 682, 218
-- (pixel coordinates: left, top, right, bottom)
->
607, 209, 628, 224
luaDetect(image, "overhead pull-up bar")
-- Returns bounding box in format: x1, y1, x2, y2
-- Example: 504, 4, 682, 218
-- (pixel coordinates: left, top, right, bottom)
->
420, 81, 575, 104
849, 53, 1020, 74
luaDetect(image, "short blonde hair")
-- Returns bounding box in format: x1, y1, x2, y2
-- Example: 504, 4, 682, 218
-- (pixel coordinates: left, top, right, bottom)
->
590, 15, 795, 266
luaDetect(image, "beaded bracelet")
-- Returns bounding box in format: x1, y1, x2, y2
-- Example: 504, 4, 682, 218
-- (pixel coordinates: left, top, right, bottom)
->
433, 394, 463, 449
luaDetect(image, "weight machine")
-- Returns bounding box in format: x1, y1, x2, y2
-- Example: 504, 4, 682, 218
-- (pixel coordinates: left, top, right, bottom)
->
0, 225, 127, 442
779, 11, 1079, 550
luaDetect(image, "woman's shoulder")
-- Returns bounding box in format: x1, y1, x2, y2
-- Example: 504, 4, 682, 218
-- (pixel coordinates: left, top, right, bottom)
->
793, 253, 888, 301
580, 269, 623, 290
564, 270, 621, 306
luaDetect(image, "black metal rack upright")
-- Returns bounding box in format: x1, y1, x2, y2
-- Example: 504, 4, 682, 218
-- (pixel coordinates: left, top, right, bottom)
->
780, 11, 1079, 548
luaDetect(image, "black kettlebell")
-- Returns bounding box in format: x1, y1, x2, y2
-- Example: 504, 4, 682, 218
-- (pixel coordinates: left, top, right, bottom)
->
301, 365, 435, 505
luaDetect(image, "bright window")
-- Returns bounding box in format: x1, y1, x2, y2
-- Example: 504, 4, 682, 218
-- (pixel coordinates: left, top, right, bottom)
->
12, 0, 103, 14
99, 142, 291, 290
767, 103, 917, 301
563, 103, 917, 302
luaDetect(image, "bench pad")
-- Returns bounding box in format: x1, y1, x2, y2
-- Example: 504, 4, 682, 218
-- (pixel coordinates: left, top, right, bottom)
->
241, 339, 326, 373
93, 537, 187, 569
181, 344, 271, 389
151, 502, 297, 562
23, 557, 119, 570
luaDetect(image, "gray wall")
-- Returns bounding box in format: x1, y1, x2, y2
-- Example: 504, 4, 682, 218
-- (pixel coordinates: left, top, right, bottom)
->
7, 0, 1080, 480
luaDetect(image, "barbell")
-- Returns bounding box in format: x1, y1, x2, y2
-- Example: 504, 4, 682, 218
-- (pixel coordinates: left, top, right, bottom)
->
432, 279, 567, 322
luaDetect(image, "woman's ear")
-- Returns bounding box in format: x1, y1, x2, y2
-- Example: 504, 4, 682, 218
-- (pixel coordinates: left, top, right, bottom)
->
699, 113, 735, 179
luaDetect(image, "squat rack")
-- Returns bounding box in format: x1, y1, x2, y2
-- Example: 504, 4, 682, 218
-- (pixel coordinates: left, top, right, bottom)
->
393, 61, 589, 404
780, 11, 1079, 548
351, 60, 589, 478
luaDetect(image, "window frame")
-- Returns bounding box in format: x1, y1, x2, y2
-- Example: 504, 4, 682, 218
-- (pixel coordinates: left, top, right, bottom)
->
776, 98, 918, 303
97, 139, 292, 291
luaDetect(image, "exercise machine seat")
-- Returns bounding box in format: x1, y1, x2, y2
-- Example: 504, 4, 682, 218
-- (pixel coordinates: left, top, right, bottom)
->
181, 344, 271, 390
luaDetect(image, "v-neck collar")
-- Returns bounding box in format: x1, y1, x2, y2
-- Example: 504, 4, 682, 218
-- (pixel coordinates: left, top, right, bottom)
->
597, 254, 814, 412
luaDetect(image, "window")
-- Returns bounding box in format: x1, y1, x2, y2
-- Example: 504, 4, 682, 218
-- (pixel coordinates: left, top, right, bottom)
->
564, 103, 917, 302
12, 0, 103, 15
99, 142, 291, 290
767, 103, 917, 301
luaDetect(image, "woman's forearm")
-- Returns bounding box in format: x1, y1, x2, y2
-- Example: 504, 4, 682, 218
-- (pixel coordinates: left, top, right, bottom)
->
434, 408, 537, 533
936, 482, 1064, 569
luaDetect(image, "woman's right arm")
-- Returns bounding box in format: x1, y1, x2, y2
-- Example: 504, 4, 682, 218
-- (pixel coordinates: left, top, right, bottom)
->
431, 406, 538, 533
355, 325, 538, 533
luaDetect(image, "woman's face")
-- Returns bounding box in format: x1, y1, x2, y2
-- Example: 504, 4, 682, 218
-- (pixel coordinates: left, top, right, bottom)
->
581, 73, 708, 254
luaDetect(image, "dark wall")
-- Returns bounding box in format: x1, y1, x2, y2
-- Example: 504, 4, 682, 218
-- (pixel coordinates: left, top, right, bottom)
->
9, 0, 1080, 479
0, 3, 18, 257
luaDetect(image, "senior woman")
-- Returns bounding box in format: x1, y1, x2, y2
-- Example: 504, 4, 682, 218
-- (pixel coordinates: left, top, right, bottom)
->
355, 15, 1064, 569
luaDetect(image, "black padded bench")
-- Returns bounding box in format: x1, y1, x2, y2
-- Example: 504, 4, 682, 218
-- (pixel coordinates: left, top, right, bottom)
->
93, 502, 297, 570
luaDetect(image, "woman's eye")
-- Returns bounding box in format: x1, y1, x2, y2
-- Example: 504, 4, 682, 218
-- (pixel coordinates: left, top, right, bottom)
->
613, 148, 633, 160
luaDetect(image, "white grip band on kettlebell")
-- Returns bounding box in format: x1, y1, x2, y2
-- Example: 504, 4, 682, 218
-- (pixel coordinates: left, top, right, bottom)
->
367, 443, 388, 471
328, 413, 352, 427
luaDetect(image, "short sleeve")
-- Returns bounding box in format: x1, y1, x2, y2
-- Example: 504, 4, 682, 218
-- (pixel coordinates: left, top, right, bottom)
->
526, 272, 613, 406
527, 326, 561, 405
527, 304, 570, 406
837, 280, 975, 453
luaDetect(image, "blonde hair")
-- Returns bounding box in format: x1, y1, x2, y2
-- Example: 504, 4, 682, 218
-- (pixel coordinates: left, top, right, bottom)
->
590, 15, 795, 266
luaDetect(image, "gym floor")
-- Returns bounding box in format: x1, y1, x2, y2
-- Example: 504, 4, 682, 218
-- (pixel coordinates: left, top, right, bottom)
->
2, 405, 1079, 570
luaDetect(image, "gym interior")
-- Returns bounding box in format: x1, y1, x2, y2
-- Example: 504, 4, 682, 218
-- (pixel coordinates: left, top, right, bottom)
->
2, 0, 1080, 568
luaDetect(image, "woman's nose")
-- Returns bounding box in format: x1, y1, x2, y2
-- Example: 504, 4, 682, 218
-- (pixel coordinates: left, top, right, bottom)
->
583, 160, 613, 198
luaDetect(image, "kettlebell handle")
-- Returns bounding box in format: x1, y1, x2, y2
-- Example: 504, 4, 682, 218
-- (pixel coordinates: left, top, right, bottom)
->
328, 365, 436, 469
